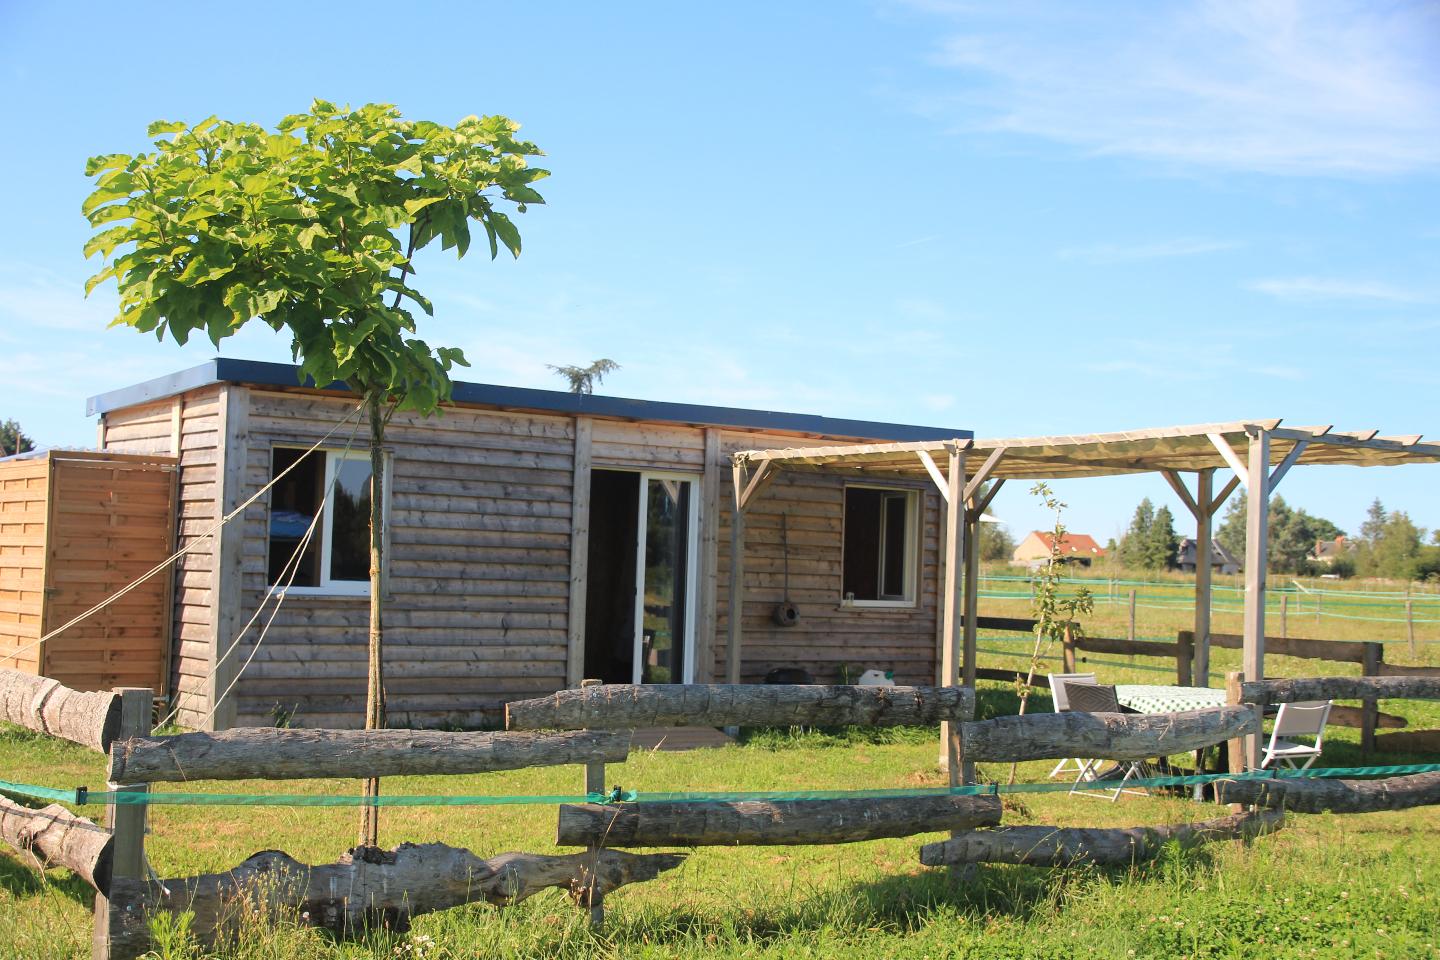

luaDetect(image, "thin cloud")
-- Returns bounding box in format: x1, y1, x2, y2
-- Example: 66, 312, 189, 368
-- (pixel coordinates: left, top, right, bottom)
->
1059, 237, 1241, 263
1247, 277, 1429, 304
901, 1, 1440, 176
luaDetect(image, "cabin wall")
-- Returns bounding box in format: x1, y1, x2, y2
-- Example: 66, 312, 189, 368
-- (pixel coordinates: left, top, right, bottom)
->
102, 387, 222, 726
231, 390, 575, 728
715, 433, 943, 687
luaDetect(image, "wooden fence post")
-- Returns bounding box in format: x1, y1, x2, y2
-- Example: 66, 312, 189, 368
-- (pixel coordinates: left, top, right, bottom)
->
1280, 594, 1288, 639
92, 687, 151, 960
1407, 600, 1416, 658
1128, 590, 1136, 643
1361, 644, 1381, 756
1176, 631, 1194, 687
580, 678, 606, 927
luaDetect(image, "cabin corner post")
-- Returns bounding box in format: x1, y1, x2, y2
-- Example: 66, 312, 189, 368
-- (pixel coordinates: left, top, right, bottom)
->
92, 687, 152, 960
209, 385, 250, 732
1242, 427, 1270, 769
566, 418, 594, 689
1193, 468, 1215, 686
939, 443, 967, 779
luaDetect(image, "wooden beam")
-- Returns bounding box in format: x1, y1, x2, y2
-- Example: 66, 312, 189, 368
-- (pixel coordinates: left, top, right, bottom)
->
1210, 474, 1241, 514
1207, 433, 1250, 485
1160, 469, 1199, 519
695, 429, 722, 683
725, 462, 745, 686
962, 447, 1005, 502
1194, 468, 1214, 686
1242, 428, 1270, 770
737, 460, 772, 512
916, 450, 949, 502
972, 477, 1004, 518
1267, 439, 1309, 490
565, 418, 593, 688
939, 444, 966, 782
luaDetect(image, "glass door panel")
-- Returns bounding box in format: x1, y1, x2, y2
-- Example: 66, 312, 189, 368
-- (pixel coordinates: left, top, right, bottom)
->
635, 476, 694, 684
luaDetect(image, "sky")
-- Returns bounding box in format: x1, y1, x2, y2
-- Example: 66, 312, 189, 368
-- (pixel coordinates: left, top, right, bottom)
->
1, 0, 1437, 545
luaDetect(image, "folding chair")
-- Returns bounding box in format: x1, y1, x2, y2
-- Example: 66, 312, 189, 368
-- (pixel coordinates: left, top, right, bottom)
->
1064, 681, 1152, 802
1260, 700, 1332, 770
1047, 672, 1097, 779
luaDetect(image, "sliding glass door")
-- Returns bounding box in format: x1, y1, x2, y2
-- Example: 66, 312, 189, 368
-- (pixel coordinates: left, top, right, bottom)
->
632, 474, 698, 684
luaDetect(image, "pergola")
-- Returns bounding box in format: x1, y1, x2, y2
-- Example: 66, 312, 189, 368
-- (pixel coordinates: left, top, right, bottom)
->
728, 420, 1440, 772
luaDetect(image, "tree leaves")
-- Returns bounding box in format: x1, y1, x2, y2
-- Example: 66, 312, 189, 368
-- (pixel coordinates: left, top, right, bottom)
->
81, 102, 547, 415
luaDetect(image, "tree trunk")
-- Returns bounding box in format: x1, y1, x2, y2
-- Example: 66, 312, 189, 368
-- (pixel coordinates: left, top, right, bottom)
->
919, 809, 1284, 867
0, 668, 121, 753
962, 705, 1257, 763
1214, 771, 1440, 813
104, 843, 686, 956
506, 683, 976, 731
0, 795, 113, 893
1241, 676, 1440, 706
110, 728, 632, 782
360, 393, 386, 847
557, 794, 1002, 847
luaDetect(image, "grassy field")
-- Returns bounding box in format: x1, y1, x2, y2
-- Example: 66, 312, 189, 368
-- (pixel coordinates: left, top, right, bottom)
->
3, 685, 1438, 960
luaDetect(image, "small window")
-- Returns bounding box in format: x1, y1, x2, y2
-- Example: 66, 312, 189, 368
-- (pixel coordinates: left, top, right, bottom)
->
267, 448, 376, 593
842, 486, 917, 604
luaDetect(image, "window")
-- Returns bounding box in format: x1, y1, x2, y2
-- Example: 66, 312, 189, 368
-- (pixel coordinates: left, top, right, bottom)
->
842, 486, 917, 605
267, 447, 377, 594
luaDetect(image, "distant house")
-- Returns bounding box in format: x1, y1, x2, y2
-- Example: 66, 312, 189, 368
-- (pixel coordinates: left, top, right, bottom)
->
1011, 531, 1106, 569
1311, 536, 1352, 565
1176, 538, 1241, 575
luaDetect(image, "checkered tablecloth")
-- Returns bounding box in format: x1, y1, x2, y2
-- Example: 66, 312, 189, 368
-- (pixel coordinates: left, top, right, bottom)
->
1115, 684, 1228, 714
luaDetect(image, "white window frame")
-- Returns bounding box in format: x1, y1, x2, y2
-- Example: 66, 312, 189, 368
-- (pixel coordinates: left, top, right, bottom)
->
267, 445, 387, 597
629, 470, 701, 684
841, 484, 920, 609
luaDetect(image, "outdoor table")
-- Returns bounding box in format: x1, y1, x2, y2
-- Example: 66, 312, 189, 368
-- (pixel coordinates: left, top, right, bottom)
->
1114, 684, 1228, 715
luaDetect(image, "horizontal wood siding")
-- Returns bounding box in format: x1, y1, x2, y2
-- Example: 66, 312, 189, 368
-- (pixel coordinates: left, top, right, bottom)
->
0, 458, 50, 673
232, 391, 575, 729
42, 457, 175, 692
714, 432, 943, 687
103, 388, 220, 727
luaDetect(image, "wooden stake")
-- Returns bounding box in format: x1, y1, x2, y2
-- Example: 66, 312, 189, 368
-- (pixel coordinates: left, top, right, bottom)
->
1280, 594, 1288, 638
1407, 599, 1416, 657
580, 678, 606, 928
92, 687, 151, 960
1127, 590, 1136, 643
1361, 643, 1381, 757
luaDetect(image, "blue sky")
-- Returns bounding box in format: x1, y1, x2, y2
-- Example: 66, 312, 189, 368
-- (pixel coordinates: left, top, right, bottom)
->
2, 0, 1437, 544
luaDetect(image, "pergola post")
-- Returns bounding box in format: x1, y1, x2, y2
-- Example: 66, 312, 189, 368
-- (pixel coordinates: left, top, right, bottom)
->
725, 462, 748, 687
1193, 468, 1215, 687
939, 443, 967, 780
1242, 428, 1271, 769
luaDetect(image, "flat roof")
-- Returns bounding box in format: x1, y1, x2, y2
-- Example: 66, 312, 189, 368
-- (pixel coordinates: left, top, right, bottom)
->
86, 358, 970, 444
734, 420, 1440, 479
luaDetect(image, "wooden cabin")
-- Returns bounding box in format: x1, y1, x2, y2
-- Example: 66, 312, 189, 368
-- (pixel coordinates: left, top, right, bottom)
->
87, 359, 968, 731
0, 450, 177, 695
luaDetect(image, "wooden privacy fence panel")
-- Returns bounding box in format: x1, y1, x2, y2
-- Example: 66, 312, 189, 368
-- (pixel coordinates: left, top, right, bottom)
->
109, 727, 632, 782
0, 667, 120, 751
961, 705, 1256, 763
506, 683, 976, 731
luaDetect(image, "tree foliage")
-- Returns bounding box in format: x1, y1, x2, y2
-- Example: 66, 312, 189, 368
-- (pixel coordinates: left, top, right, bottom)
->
548, 358, 620, 395
1215, 496, 1345, 575
1116, 497, 1177, 570
83, 100, 547, 412
0, 419, 34, 457
1352, 500, 1436, 581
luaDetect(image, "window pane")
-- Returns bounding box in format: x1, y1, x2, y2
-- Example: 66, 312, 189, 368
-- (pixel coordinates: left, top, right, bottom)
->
881, 493, 909, 599
641, 479, 690, 683
268, 449, 322, 587
842, 488, 883, 601
329, 457, 373, 582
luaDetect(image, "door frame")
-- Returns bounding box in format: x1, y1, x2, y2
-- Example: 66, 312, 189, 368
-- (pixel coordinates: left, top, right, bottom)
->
629, 469, 702, 684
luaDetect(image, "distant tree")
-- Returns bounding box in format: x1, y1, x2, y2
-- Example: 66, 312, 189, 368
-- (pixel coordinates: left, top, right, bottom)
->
1216, 497, 1246, 564
0, 419, 34, 457
1146, 504, 1180, 570
1215, 495, 1345, 574
977, 522, 1017, 563
1117, 498, 1156, 569
1359, 498, 1389, 545
1357, 510, 1425, 581
549, 358, 619, 395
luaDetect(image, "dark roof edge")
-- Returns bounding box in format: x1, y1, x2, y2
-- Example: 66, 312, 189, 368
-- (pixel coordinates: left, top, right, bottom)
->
86, 358, 971, 443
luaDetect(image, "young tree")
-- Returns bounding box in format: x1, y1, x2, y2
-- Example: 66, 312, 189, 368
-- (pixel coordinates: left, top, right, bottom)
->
1146, 504, 1180, 570
548, 358, 619, 394
1117, 498, 1155, 569
82, 101, 547, 846
0, 419, 34, 457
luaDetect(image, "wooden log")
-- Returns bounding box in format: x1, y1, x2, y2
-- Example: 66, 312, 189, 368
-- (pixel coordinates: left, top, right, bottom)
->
1241, 676, 1440, 706
0, 795, 113, 892
919, 809, 1283, 867
961, 705, 1257, 763
105, 843, 686, 955
0, 668, 121, 752
556, 794, 1002, 847
109, 728, 633, 783
1214, 772, 1440, 813
506, 683, 976, 731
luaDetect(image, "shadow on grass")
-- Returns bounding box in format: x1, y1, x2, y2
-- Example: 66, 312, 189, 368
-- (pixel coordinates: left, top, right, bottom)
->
0, 848, 94, 906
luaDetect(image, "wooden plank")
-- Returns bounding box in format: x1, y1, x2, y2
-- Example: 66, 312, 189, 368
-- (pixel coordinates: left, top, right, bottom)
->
961, 705, 1257, 763
557, 794, 1001, 847
695, 429, 721, 682
506, 683, 976, 730
1204, 631, 1369, 663
725, 462, 745, 685
210, 385, 249, 731
565, 418, 591, 688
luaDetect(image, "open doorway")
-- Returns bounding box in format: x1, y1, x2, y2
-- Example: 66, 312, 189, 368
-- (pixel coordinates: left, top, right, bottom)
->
583, 469, 699, 684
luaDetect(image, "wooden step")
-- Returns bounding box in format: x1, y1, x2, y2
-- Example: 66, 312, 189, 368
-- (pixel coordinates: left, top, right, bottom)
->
630, 727, 736, 752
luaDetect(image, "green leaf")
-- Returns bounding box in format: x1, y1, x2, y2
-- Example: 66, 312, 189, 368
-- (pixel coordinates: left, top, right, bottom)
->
84, 153, 132, 177
403, 196, 443, 217
147, 120, 188, 137
487, 211, 521, 258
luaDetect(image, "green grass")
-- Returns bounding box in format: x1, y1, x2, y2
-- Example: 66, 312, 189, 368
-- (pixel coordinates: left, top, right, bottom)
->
3, 687, 1438, 960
